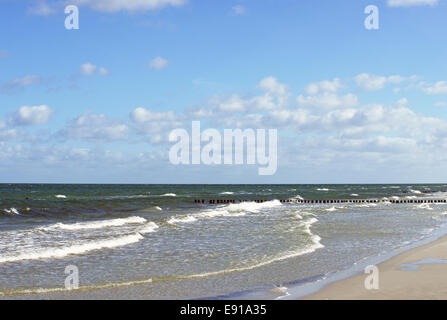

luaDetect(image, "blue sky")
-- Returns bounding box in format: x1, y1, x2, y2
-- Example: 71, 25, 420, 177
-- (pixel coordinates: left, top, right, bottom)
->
1, 0, 447, 183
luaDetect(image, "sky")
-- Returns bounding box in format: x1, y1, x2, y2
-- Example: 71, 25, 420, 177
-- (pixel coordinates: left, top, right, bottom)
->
1, 0, 447, 184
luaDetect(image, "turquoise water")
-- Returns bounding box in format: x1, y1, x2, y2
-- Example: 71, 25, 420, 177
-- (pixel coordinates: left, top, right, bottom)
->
1, 184, 447, 298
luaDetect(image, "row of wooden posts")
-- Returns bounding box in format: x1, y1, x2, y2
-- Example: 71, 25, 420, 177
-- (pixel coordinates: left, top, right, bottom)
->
193, 199, 447, 204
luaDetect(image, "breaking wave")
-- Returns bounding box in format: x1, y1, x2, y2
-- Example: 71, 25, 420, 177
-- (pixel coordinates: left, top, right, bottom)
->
0, 233, 145, 264
3, 208, 20, 215
167, 200, 282, 225
138, 222, 159, 234
41, 216, 147, 231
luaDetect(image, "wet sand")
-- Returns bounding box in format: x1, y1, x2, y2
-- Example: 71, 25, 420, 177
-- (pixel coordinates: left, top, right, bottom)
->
304, 234, 447, 300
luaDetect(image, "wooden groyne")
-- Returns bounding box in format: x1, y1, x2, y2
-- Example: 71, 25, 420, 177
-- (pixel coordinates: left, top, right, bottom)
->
193, 199, 447, 204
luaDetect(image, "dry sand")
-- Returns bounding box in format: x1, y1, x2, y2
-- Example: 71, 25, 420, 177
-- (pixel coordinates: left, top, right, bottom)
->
304, 234, 447, 300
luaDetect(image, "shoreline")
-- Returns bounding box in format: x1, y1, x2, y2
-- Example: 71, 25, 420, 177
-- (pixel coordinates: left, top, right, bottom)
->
3, 228, 447, 300
2, 232, 447, 300
2, 206, 447, 300
300, 232, 447, 300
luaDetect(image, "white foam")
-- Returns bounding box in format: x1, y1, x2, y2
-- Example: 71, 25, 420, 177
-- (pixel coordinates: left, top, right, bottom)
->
299, 217, 319, 235
154, 206, 162, 211
3, 208, 20, 215
325, 206, 337, 212
410, 189, 422, 194
356, 203, 377, 208
55, 195, 66, 198
138, 222, 159, 234
168, 216, 198, 224
167, 209, 246, 225
43, 216, 147, 231
301, 212, 316, 217
350, 193, 359, 197
226, 199, 282, 213
417, 203, 433, 210
167, 200, 281, 225
161, 193, 176, 197
219, 192, 234, 195
0, 233, 144, 263
317, 188, 329, 191
199, 210, 246, 218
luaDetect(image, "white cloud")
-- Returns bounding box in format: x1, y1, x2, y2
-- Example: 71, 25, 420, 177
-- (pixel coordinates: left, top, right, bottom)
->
80, 63, 110, 76
397, 98, 408, 106
297, 92, 359, 109
257, 76, 289, 106
9, 105, 54, 126
231, 5, 245, 15
304, 78, 343, 95
0, 129, 30, 142
208, 77, 289, 114
435, 102, 447, 107
99, 67, 110, 76
72, 0, 187, 12
424, 81, 447, 94
187, 107, 215, 119
217, 113, 264, 129
10, 75, 42, 86
149, 57, 169, 70
80, 62, 97, 75
354, 73, 407, 91
299, 135, 419, 155
130, 108, 182, 142
217, 100, 432, 139
388, 0, 438, 7
59, 113, 128, 141
5, 74, 447, 182
355, 74, 387, 91
269, 109, 314, 127
211, 94, 246, 112
1, 75, 42, 93
131, 108, 178, 123
27, 0, 57, 15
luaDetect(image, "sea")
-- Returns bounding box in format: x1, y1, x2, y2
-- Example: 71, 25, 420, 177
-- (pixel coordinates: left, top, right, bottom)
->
1, 184, 447, 299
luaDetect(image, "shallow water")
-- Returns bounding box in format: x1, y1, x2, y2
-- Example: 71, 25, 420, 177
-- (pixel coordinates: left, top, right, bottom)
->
1, 184, 447, 298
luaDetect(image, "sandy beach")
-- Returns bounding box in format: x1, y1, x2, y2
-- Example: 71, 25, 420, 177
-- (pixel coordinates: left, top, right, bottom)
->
304, 234, 447, 300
